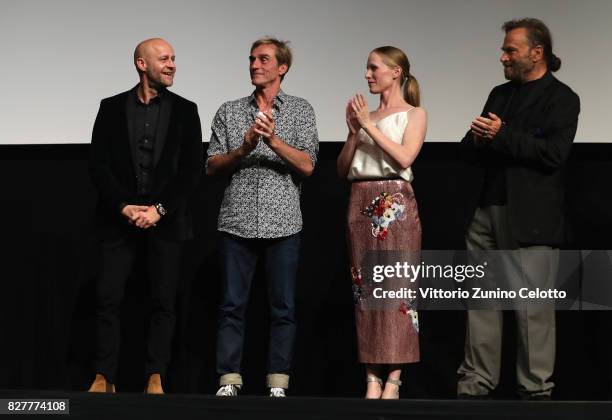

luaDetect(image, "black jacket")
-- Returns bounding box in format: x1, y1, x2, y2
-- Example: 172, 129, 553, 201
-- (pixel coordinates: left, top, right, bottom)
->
461, 72, 580, 245
89, 87, 203, 241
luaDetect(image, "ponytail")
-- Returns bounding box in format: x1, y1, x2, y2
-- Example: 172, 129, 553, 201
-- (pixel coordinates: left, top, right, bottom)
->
371, 46, 421, 106
403, 74, 420, 107
549, 53, 561, 72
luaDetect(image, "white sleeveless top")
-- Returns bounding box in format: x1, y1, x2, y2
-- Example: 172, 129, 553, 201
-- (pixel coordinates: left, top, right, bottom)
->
347, 111, 414, 182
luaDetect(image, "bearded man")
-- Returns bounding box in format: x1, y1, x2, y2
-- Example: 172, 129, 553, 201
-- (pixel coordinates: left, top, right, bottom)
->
457, 19, 580, 400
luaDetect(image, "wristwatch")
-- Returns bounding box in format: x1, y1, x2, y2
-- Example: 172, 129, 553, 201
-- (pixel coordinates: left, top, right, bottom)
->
154, 203, 167, 217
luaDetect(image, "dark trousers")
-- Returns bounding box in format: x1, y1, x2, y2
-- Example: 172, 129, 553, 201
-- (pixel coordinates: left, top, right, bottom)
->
216, 232, 301, 380
94, 231, 181, 384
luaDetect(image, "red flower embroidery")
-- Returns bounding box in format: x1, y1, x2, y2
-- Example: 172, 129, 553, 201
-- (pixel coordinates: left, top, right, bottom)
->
361, 192, 406, 240
351, 267, 363, 286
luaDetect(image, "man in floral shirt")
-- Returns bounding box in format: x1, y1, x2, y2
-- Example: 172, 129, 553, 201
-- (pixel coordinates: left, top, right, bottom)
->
206, 37, 318, 397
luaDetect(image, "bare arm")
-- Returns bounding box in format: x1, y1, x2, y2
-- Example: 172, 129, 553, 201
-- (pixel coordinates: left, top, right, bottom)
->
351, 94, 426, 169
336, 132, 360, 179
266, 136, 314, 177
206, 138, 254, 176
362, 107, 427, 169
207, 123, 258, 176
337, 100, 362, 178
255, 110, 315, 178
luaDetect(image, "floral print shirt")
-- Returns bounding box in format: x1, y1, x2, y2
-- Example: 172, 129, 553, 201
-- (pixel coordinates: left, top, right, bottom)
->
207, 90, 319, 238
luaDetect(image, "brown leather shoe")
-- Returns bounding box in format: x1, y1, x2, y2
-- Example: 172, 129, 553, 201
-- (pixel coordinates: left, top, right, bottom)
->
145, 373, 164, 395
88, 374, 116, 393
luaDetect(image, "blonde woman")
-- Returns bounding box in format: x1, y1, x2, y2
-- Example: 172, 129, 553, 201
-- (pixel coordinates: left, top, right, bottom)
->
337, 46, 427, 399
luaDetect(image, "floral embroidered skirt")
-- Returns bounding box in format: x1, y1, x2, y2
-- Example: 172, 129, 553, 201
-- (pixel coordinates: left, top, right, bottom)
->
347, 179, 421, 364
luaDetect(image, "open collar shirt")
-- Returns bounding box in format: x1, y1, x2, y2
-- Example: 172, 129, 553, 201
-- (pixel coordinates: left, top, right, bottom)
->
207, 90, 319, 238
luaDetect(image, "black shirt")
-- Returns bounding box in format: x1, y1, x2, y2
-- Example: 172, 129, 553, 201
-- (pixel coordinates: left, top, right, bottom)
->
128, 87, 163, 197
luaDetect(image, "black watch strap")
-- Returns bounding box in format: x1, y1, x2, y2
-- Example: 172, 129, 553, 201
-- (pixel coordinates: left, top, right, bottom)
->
154, 203, 167, 217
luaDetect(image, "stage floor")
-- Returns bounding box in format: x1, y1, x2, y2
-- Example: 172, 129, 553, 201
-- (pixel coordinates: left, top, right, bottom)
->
1, 389, 610, 419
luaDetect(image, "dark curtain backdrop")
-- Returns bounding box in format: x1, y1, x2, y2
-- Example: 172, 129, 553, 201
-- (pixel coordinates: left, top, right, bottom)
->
1, 142, 611, 399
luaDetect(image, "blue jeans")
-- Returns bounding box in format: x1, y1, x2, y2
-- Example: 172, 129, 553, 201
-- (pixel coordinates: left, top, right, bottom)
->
216, 232, 301, 387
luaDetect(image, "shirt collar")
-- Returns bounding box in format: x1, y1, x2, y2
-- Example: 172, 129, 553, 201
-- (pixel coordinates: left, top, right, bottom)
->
248, 89, 287, 110
133, 84, 165, 105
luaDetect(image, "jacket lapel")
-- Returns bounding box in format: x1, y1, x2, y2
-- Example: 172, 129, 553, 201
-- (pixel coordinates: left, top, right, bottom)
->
125, 88, 139, 176
153, 93, 173, 167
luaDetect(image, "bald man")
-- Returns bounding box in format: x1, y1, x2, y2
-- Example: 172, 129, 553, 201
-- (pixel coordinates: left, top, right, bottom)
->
88, 38, 202, 394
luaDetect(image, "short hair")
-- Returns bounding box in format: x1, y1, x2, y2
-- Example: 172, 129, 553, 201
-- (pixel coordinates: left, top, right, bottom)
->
250, 37, 292, 80
502, 18, 561, 72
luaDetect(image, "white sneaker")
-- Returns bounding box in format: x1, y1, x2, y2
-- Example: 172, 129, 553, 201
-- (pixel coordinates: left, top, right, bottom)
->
216, 384, 240, 396
269, 387, 286, 397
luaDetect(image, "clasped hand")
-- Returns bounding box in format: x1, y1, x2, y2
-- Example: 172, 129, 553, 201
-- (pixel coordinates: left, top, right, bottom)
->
254, 111, 276, 143
242, 111, 276, 154
121, 205, 160, 229
346, 94, 371, 134
471, 112, 502, 141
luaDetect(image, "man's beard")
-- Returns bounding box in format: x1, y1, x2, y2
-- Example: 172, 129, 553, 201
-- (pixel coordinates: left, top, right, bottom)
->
504, 64, 518, 81
504, 60, 532, 82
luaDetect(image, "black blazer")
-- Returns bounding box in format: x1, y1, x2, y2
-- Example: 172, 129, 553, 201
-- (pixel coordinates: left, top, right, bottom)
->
90, 86, 203, 242
461, 72, 580, 245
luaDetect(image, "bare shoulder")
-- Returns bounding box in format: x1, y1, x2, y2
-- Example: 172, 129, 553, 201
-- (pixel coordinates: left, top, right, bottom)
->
407, 107, 428, 128
407, 106, 427, 118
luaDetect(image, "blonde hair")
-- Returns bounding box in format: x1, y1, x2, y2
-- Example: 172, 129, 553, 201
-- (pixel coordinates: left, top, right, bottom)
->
371, 46, 420, 107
